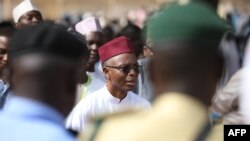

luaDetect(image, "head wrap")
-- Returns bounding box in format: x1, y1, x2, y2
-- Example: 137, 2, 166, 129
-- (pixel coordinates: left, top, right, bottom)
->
75, 17, 102, 35
12, 0, 40, 23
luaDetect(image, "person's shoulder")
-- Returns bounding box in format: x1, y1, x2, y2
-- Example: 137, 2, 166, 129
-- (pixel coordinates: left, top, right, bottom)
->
40, 111, 77, 139
71, 86, 107, 112
77, 87, 105, 106
65, 87, 107, 126
79, 110, 145, 141
44, 127, 75, 141
34, 122, 75, 140
66, 95, 94, 123
28, 128, 75, 141
0, 115, 75, 141
86, 86, 106, 98
205, 123, 224, 141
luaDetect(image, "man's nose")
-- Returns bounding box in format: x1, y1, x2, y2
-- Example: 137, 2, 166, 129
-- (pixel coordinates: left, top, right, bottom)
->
32, 17, 39, 23
128, 67, 138, 77
90, 44, 98, 51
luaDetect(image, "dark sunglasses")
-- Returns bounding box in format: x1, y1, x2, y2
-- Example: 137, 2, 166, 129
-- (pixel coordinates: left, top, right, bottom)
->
105, 64, 140, 74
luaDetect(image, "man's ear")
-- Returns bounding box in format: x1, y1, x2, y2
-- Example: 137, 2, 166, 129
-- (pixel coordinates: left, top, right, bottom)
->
103, 67, 111, 80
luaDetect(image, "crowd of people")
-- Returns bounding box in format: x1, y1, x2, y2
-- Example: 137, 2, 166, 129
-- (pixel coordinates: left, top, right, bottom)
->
0, 0, 250, 141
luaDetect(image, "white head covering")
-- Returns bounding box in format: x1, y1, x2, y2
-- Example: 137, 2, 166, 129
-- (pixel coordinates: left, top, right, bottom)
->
75, 17, 102, 35
240, 38, 250, 124
12, 0, 39, 23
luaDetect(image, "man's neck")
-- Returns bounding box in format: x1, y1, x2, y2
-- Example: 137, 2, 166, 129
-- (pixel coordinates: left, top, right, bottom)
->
86, 63, 95, 72
157, 81, 211, 107
106, 84, 127, 101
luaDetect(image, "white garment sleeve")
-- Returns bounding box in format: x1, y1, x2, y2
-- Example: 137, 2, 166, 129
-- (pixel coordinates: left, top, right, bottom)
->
212, 69, 242, 114
65, 99, 92, 132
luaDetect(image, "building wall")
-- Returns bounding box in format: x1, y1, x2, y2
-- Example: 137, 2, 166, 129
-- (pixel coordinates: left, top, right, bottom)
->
0, 1, 3, 20
0, 0, 249, 21
0, 0, 158, 21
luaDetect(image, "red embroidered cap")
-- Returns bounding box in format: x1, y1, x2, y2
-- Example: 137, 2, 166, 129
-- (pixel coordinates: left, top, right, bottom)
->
98, 36, 134, 63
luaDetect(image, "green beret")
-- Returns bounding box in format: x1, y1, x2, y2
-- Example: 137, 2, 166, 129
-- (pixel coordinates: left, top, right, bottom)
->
147, 1, 229, 48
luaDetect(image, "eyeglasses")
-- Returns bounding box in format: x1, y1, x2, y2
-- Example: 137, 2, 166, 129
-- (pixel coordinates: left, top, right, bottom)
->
105, 64, 140, 74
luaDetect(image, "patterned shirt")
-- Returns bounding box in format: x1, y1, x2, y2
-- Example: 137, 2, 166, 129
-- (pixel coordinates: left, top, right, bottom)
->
0, 80, 10, 109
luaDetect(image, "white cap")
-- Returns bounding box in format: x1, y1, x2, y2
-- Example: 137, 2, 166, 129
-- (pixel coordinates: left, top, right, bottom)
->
12, 0, 39, 23
75, 17, 102, 35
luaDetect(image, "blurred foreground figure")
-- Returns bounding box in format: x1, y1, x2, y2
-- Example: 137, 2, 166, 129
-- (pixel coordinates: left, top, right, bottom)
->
80, 1, 227, 141
0, 22, 15, 110
0, 24, 88, 141
66, 36, 150, 132
12, 0, 43, 29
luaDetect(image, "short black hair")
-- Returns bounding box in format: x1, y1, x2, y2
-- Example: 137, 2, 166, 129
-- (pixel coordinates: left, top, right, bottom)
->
67, 27, 89, 58
0, 21, 13, 28
118, 22, 141, 42
118, 22, 143, 57
0, 21, 16, 36
9, 23, 87, 61
67, 27, 87, 45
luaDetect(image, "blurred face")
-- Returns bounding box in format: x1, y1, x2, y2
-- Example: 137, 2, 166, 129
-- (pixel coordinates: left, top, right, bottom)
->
104, 53, 139, 92
85, 32, 103, 70
0, 36, 9, 70
10, 54, 79, 117
16, 10, 43, 29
